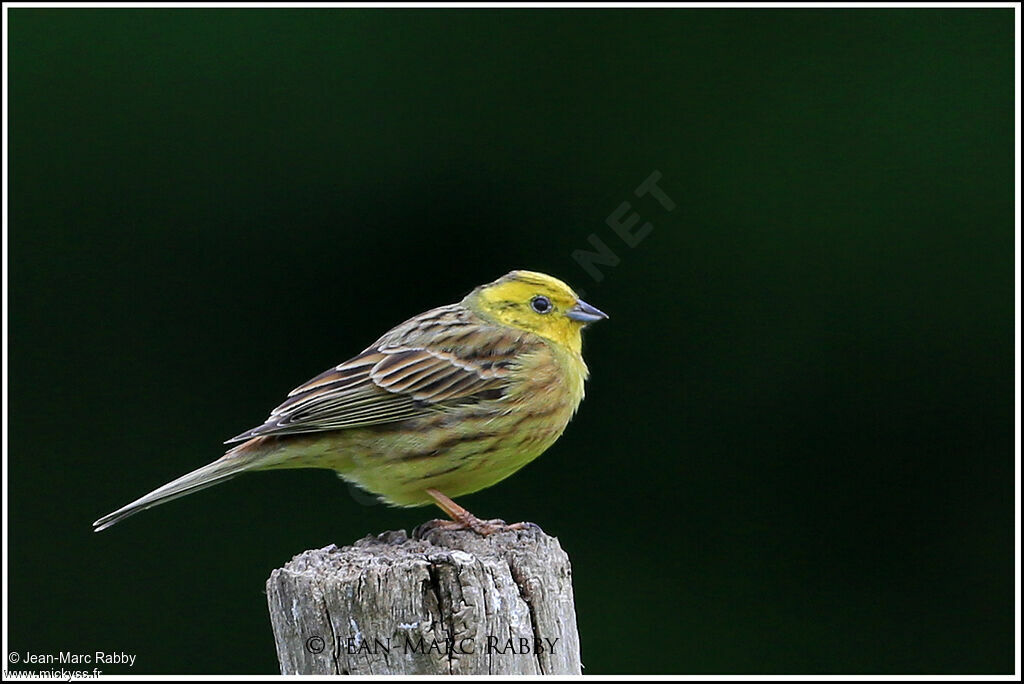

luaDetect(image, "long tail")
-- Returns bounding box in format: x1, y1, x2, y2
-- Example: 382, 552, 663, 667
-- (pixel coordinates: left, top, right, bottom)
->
92, 443, 267, 532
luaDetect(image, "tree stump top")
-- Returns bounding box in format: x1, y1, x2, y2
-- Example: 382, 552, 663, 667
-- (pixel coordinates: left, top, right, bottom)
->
266, 525, 582, 675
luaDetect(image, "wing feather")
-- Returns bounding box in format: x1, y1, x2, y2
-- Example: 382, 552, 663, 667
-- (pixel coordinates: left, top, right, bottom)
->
225, 305, 536, 443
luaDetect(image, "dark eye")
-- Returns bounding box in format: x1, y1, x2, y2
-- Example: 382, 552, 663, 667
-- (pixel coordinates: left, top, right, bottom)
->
530, 295, 552, 314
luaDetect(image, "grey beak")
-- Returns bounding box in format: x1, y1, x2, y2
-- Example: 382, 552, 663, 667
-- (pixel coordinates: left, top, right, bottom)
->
567, 299, 609, 323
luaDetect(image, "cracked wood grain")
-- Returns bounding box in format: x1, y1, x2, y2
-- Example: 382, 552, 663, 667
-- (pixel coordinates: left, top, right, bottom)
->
266, 525, 582, 675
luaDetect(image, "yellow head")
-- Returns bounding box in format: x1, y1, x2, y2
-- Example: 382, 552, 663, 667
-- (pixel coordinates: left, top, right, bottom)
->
464, 270, 608, 354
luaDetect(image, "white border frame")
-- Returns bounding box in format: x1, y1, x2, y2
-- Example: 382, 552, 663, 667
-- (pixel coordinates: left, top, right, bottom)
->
2, 2, 1019, 680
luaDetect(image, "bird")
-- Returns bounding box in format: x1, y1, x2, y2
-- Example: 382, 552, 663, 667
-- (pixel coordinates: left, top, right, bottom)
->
93, 270, 607, 535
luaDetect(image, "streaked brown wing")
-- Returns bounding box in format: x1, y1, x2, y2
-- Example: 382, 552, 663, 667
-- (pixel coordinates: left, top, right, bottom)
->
224, 305, 530, 443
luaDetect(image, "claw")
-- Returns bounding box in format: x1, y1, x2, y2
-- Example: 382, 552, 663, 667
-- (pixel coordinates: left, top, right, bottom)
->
415, 517, 532, 538
422, 488, 538, 536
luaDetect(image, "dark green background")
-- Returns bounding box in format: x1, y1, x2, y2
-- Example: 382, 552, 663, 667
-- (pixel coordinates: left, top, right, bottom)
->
8, 8, 1014, 674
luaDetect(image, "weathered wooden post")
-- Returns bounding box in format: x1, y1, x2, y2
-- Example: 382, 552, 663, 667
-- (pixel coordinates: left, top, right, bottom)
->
266, 525, 582, 675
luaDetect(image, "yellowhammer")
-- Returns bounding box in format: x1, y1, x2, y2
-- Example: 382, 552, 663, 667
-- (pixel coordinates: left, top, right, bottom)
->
93, 270, 606, 534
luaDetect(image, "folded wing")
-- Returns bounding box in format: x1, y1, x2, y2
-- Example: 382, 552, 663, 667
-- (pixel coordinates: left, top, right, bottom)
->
225, 305, 531, 443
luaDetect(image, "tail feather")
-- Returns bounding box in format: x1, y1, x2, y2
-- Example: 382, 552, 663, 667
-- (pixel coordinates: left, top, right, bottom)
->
92, 450, 261, 532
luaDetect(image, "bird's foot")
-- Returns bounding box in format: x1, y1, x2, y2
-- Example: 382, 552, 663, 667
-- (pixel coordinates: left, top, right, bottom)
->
416, 515, 535, 537
421, 488, 539, 537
